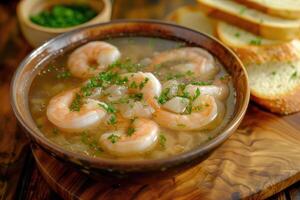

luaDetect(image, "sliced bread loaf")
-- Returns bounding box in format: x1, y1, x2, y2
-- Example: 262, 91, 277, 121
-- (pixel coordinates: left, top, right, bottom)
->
216, 22, 300, 65
215, 21, 300, 114
167, 5, 300, 114
247, 60, 300, 114
166, 5, 217, 37
234, 0, 300, 19
197, 0, 300, 40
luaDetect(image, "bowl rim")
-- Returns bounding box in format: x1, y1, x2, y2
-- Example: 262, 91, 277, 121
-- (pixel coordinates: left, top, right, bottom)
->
11, 19, 250, 170
17, 0, 112, 33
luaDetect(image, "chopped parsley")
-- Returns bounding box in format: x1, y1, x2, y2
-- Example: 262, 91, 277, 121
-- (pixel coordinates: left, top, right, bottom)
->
239, 7, 247, 14
290, 63, 296, 69
219, 75, 229, 81
37, 124, 43, 130
177, 124, 186, 128
260, 18, 264, 24
249, 38, 262, 45
99, 103, 116, 113
107, 134, 120, 144
52, 128, 59, 135
139, 78, 149, 89
234, 32, 240, 38
56, 71, 71, 79
191, 81, 211, 86
129, 81, 138, 89
108, 114, 117, 125
127, 127, 135, 136
69, 93, 82, 112
148, 38, 155, 48
112, 97, 130, 104
79, 71, 125, 97
193, 105, 203, 112
291, 71, 298, 79
207, 135, 213, 141
108, 58, 143, 72
185, 104, 192, 114
159, 134, 167, 148
271, 71, 276, 76
166, 70, 194, 80
192, 88, 201, 101
129, 93, 144, 101
81, 131, 103, 153
175, 42, 186, 49
157, 88, 170, 104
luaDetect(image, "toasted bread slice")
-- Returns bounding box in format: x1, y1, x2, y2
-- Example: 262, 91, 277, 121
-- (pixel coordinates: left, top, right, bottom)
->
216, 22, 300, 65
168, 5, 300, 114
166, 5, 217, 37
235, 0, 300, 19
247, 60, 300, 114
197, 0, 300, 40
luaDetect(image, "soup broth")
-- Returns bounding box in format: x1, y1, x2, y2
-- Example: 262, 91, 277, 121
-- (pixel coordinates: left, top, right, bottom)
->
29, 37, 235, 160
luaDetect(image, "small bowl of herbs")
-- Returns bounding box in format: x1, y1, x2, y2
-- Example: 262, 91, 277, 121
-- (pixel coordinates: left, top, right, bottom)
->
17, 0, 111, 47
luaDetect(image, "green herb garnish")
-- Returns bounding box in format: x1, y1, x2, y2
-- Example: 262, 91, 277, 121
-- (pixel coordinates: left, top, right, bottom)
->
166, 70, 194, 80
249, 38, 262, 45
291, 71, 298, 79
234, 32, 241, 38
239, 7, 247, 14
99, 103, 116, 114
108, 114, 117, 125
37, 124, 43, 130
159, 134, 167, 148
192, 88, 201, 101
271, 71, 276, 76
157, 88, 170, 104
108, 58, 143, 72
56, 71, 71, 79
30, 4, 97, 28
127, 127, 135, 136
207, 135, 213, 141
69, 93, 82, 112
52, 128, 59, 135
177, 124, 186, 127
129, 81, 138, 89
139, 78, 149, 89
129, 93, 144, 101
175, 42, 186, 49
191, 81, 211, 86
81, 131, 102, 154
107, 134, 120, 144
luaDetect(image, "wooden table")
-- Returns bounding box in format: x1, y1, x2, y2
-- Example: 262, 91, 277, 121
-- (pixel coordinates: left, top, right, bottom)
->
0, 0, 300, 199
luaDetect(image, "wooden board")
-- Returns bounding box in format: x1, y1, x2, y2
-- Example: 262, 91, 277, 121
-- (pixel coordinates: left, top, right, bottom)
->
32, 105, 300, 200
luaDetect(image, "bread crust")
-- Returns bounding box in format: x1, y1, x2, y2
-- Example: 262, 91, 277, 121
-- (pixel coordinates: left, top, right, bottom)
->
234, 0, 300, 19
215, 22, 300, 115
232, 42, 300, 65
197, 0, 300, 40
251, 87, 300, 115
216, 23, 300, 64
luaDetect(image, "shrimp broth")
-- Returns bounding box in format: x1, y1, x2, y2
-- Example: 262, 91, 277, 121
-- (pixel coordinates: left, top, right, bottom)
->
29, 37, 235, 160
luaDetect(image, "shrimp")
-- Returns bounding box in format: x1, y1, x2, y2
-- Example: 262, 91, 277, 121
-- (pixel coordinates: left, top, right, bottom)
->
99, 118, 159, 156
153, 95, 218, 131
184, 81, 229, 101
121, 72, 162, 110
46, 88, 107, 132
149, 47, 219, 79
67, 41, 121, 78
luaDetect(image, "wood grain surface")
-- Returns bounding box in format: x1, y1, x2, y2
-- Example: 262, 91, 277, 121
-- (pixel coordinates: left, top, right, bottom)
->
32, 105, 300, 200
0, 1, 31, 199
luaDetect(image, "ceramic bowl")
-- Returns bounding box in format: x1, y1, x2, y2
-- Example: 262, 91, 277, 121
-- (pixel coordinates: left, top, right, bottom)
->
11, 20, 250, 177
17, 0, 112, 47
